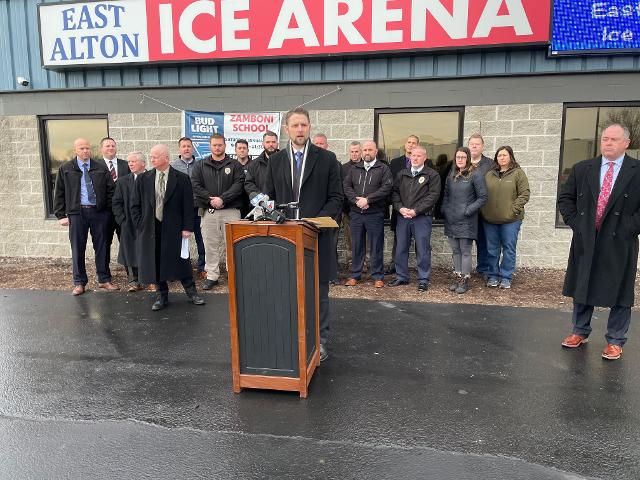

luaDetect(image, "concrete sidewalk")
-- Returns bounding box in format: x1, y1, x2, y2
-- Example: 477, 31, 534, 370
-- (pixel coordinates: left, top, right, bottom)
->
0, 290, 637, 479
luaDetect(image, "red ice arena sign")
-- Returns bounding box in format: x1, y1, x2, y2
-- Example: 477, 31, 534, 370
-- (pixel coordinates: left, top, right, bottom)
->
39, 0, 551, 68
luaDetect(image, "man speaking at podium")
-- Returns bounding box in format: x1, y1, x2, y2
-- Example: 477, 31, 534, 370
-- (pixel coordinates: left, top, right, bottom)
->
264, 108, 343, 362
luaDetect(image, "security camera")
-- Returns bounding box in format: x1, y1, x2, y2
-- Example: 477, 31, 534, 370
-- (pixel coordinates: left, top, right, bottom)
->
16, 76, 29, 87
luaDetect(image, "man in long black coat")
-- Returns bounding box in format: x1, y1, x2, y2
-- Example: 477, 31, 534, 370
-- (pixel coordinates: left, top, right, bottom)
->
264, 108, 343, 362
558, 123, 640, 361
112, 151, 146, 292
131, 144, 205, 311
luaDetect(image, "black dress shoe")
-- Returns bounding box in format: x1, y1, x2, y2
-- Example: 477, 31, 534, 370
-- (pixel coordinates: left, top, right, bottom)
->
320, 344, 329, 362
152, 300, 168, 311
418, 282, 429, 292
202, 279, 218, 290
387, 278, 409, 287
189, 294, 205, 305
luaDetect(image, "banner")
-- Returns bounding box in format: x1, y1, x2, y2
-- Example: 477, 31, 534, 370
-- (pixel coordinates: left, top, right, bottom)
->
183, 110, 225, 159
39, 0, 551, 68
551, 1, 640, 55
224, 112, 282, 157
183, 110, 282, 158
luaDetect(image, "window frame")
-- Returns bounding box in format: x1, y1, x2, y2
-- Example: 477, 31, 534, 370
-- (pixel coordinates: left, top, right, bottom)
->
373, 106, 466, 225
38, 114, 109, 218
556, 101, 640, 228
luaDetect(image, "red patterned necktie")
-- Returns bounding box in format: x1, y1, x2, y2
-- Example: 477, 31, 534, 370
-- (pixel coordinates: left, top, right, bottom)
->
108, 161, 117, 181
595, 161, 615, 230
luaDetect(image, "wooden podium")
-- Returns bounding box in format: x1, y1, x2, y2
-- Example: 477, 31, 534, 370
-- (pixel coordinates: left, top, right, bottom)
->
225, 221, 320, 398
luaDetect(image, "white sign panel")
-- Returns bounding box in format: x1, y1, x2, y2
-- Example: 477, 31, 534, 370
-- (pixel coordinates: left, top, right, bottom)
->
224, 113, 282, 157
39, 0, 149, 67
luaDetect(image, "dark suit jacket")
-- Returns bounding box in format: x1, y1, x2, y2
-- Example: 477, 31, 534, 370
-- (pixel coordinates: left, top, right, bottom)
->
112, 173, 139, 268
265, 141, 343, 281
53, 158, 114, 219
389, 155, 434, 229
101, 158, 131, 180
558, 154, 640, 307
130, 167, 195, 284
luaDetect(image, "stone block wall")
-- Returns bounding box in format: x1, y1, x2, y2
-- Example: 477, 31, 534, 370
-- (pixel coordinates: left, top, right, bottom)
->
0, 116, 71, 257
0, 106, 571, 271
462, 103, 572, 268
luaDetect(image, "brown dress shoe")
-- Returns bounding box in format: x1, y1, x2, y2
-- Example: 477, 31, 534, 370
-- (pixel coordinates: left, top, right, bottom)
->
602, 344, 622, 360
147, 284, 157, 292
72, 285, 85, 296
561, 334, 588, 348
344, 278, 358, 286
97, 282, 119, 291
198, 271, 208, 280
374, 280, 384, 288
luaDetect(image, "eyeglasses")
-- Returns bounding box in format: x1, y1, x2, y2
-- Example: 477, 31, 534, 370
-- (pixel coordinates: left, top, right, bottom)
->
455, 155, 468, 160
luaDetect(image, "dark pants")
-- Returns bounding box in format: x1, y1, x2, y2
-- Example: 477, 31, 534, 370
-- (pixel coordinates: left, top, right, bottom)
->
320, 281, 330, 345
156, 278, 197, 302
193, 209, 206, 272
350, 211, 384, 280
154, 219, 196, 301
126, 266, 139, 284
390, 229, 418, 271
68, 208, 111, 286
395, 214, 433, 282
572, 301, 632, 347
475, 217, 490, 275
331, 227, 339, 280
105, 213, 120, 272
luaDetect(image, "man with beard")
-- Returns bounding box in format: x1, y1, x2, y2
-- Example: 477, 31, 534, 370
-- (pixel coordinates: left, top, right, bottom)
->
245, 131, 279, 197
234, 139, 252, 218
191, 134, 244, 290
264, 108, 343, 362
343, 140, 393, 288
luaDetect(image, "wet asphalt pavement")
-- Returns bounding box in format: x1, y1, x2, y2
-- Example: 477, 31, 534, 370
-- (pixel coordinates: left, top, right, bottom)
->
0, 289, 638, 479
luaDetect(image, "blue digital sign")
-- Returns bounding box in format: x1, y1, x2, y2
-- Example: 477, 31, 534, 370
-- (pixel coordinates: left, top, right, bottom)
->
551, 1, 640, 54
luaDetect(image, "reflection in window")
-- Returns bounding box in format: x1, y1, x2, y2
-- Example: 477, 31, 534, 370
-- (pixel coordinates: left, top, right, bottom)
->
39, 116, 109, 217
375, 108, 463, 221
558, 105, 640, 225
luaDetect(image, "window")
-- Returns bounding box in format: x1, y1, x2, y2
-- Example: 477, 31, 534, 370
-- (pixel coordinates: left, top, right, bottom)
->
39, 115, 109, 217
375, 107, 464, 221
557, 104, 640, 225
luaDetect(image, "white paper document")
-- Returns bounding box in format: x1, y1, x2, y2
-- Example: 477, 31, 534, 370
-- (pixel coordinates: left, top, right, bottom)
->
180, 237, 190, 259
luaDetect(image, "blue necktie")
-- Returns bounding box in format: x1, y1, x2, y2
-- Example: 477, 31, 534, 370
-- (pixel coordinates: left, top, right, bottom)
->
293, 151, 303, 202
295, 151, 303, 172
83, 163, 96, 204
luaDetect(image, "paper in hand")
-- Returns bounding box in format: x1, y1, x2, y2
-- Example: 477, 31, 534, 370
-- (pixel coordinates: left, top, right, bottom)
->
180, 237, 190, 259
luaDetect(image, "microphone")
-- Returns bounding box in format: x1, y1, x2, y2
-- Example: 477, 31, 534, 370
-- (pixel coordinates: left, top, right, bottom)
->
246, 192, 286, 224
249, 192, 275, 211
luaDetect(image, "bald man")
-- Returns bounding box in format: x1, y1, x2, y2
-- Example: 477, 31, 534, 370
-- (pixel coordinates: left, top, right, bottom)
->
130, 144, 205, 311
54, 138, 118, 295
343, 140, 393, 287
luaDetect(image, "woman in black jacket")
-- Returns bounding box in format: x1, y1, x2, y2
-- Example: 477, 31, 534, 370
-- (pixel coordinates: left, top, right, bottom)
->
442, 147, 488, 293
